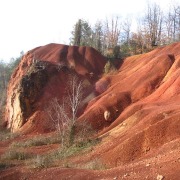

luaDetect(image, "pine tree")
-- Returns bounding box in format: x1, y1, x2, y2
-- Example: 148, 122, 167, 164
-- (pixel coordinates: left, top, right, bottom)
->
73, 19, 82, 46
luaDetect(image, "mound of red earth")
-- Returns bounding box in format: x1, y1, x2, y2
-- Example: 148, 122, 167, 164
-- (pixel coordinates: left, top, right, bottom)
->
5, 43, 106, 133
75, 42, 180, 178
3, 42, 180, 179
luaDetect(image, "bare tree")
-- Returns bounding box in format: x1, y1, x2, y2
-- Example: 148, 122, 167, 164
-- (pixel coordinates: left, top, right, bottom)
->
143, 3, 163, 48
104, 16, 121, 49
67, 75, 83, 127
130, 18, 148, 54
122, 16, 132, 46
162, 2, 180, 44
47, 98, 70, 147
46, 74, 83, 147
164, 10, 174, 44
172, 5, 180, 41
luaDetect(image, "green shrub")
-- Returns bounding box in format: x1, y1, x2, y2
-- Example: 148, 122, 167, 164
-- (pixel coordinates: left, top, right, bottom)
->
1, 149, 32, 161
104, 61, 117, 74
0, 128, 19, 141
29, 155, 53, 169
0, 162, 13, 170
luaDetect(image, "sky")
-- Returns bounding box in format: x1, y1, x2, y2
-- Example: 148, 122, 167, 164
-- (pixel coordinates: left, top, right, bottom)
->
0, 0, 177, 62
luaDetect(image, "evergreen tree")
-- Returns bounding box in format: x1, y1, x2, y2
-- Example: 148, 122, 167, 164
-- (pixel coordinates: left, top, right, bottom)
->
70, 19, 93, 47
73, 19, 82, 46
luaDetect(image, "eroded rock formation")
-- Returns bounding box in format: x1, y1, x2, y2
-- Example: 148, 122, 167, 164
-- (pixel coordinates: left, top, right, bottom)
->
3, 42, 180, 179
77, 42, 180, 167
5, 44, 106, 132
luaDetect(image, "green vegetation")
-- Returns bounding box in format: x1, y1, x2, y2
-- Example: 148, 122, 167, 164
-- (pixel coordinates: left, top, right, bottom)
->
0, 126, 19, 141
81, 158, 107, 170
2, 118, 100, 170
0, 65, 102, 171
0, 162, 14, 171
10, 134, 61, 148
28, 138, 99, 169
46, 74, 91, 148
53, 139, 99, 159
104, 60, 118, 74
70, 2, 180, 58
29, 155, 53, 169
0, 52, 22, 126
1, 148, 32, 161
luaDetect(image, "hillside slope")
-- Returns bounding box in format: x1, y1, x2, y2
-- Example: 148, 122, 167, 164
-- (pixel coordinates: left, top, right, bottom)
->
78, 42, 180, 164
2, 42, 180, 179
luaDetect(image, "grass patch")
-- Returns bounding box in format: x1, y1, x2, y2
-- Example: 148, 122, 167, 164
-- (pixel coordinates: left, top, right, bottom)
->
28, 138, 99, 169
59, 159, 107, 170
0, 162, 14, 171
83, 159, 107, 170
52, 139, 99, 160
0, 127, 19, 141
10, 134, 61, 148
28, 155, 53, 169
1, 148, 33, 161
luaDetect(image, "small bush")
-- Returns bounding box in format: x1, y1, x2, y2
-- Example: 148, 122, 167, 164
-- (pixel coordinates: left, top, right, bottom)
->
0, 162, 13, 170
61, 158, 107, 170
29, 155, 53, 169
104, 61, 118, 75
0, 127, 19, 141
0, 163, 7, 170
53, 138, 99, 160
84, 159, 107, 170
1, 149, 32, 161
74, 121, 95, 141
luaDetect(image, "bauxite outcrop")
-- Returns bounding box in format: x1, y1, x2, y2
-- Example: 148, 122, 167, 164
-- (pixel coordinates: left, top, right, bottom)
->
5, 43, 106, 132
2, 42, 180, 179
77, 42, 180, 168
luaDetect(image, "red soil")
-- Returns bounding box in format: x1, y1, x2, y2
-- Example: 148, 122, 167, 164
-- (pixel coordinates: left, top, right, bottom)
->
1, 42, 180, 179
5, 44, 106, 133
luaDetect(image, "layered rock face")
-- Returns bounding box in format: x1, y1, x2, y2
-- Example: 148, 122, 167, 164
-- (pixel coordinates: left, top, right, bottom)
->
5, 44, 106, 132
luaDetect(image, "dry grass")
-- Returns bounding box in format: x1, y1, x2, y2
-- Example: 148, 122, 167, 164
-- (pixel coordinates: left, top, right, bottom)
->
0, 122, 100, 171
1, 148, 33, 161
60, 158, 107, 170
27, 155, 53, 169
0, 162, 14, 171
0, 128, 19, 141
10, 133, 61, 148
83, 159, 107, 170
27, 138, 99, 169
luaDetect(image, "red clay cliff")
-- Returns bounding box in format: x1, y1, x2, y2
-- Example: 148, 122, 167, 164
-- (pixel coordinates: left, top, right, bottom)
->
5, 43, 106, 133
